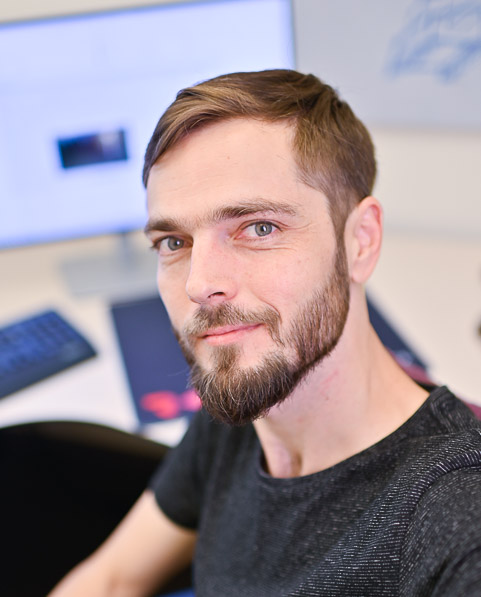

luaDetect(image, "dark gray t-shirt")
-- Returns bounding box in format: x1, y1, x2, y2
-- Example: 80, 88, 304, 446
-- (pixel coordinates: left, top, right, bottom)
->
151, 387, 481, 596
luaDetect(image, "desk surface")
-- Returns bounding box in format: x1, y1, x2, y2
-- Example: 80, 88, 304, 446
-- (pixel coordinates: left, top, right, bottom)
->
1, 231, 480, 444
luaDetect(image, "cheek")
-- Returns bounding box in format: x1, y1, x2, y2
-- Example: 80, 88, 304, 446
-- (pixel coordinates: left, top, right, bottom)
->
249, 249, 334, 325
270, 254, 325, 294
156, 265, 190, 329
245, 255, 318, 314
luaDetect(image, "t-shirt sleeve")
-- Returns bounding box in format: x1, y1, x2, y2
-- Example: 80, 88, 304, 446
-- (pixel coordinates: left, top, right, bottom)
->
401, 467, 481, 596
431, 547, 481, 596
149, 409, 213, 530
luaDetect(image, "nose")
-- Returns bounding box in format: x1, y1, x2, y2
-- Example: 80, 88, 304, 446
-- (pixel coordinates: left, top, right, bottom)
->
185, 236, 238, 306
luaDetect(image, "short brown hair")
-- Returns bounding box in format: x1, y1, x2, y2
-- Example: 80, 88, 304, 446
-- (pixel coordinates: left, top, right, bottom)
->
143, 69, 376, 237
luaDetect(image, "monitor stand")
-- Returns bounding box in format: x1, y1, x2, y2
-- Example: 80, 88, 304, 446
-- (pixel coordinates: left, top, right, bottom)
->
60, 231, 158, 300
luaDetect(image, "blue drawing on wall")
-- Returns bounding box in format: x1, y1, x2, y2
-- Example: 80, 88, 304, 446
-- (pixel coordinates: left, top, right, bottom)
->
386, 0, 481, 81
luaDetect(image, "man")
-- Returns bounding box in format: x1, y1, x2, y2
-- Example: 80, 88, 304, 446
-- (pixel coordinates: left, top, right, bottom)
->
50, 70, 481, 596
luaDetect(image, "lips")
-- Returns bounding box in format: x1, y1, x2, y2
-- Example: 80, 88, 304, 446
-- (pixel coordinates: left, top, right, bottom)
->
202, 324, 258, 337
200, 323, 261, 345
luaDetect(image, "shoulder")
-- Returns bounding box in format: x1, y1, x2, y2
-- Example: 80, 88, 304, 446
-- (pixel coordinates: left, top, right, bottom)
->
396, 387, 481, 503
399, 386, 481, 468
398, 389, 481, 591
419, 385, 481, 434
401, 467, 481, 595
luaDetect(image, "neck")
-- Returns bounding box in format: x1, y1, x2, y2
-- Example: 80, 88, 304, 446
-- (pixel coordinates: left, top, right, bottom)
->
253, 296, 429, 479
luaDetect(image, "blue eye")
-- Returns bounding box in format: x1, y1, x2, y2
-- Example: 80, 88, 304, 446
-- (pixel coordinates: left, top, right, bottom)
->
254, 222, 273, 237
160, 237, 184, 252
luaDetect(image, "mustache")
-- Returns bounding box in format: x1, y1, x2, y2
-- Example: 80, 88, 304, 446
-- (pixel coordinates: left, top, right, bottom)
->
182, 303, 283, 345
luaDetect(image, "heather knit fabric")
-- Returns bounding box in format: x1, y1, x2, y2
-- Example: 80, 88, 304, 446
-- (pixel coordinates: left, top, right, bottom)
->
151, 387, 481, 596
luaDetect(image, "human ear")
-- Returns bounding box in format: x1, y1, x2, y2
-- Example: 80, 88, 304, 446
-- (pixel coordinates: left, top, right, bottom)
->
344, 196, 383, 284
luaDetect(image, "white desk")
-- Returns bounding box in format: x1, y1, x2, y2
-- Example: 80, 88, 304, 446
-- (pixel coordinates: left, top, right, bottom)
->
1, 231, 480, 444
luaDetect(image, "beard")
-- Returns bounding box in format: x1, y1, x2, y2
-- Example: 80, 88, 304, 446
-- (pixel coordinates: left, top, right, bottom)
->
175, 243, 350, 426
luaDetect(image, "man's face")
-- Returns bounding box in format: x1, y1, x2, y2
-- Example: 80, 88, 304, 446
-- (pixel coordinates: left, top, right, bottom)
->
145, 119, 350, 425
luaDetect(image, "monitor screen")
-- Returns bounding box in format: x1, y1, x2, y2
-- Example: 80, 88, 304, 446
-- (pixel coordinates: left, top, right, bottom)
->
0, 0, 294, 249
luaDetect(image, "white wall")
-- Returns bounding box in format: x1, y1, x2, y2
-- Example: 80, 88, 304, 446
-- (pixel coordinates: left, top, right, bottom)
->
370, 127, 481, 239
292, 0, 481, 240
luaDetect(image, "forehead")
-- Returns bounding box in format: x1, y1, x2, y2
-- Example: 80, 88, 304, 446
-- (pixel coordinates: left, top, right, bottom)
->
146, 118, 328, 226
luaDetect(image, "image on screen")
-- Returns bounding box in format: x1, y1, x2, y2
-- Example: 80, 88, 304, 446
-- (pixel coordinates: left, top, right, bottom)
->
57, 130, 129, 169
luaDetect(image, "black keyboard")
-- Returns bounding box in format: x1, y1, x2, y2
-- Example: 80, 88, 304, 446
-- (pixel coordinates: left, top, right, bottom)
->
0, 309, 97, 399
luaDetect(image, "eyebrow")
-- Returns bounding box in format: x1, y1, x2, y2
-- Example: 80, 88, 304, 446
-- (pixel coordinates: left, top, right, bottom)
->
144, 198, 299, 235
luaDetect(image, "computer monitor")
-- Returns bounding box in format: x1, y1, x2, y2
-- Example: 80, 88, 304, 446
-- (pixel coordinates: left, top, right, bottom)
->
0, 0, 294, 251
